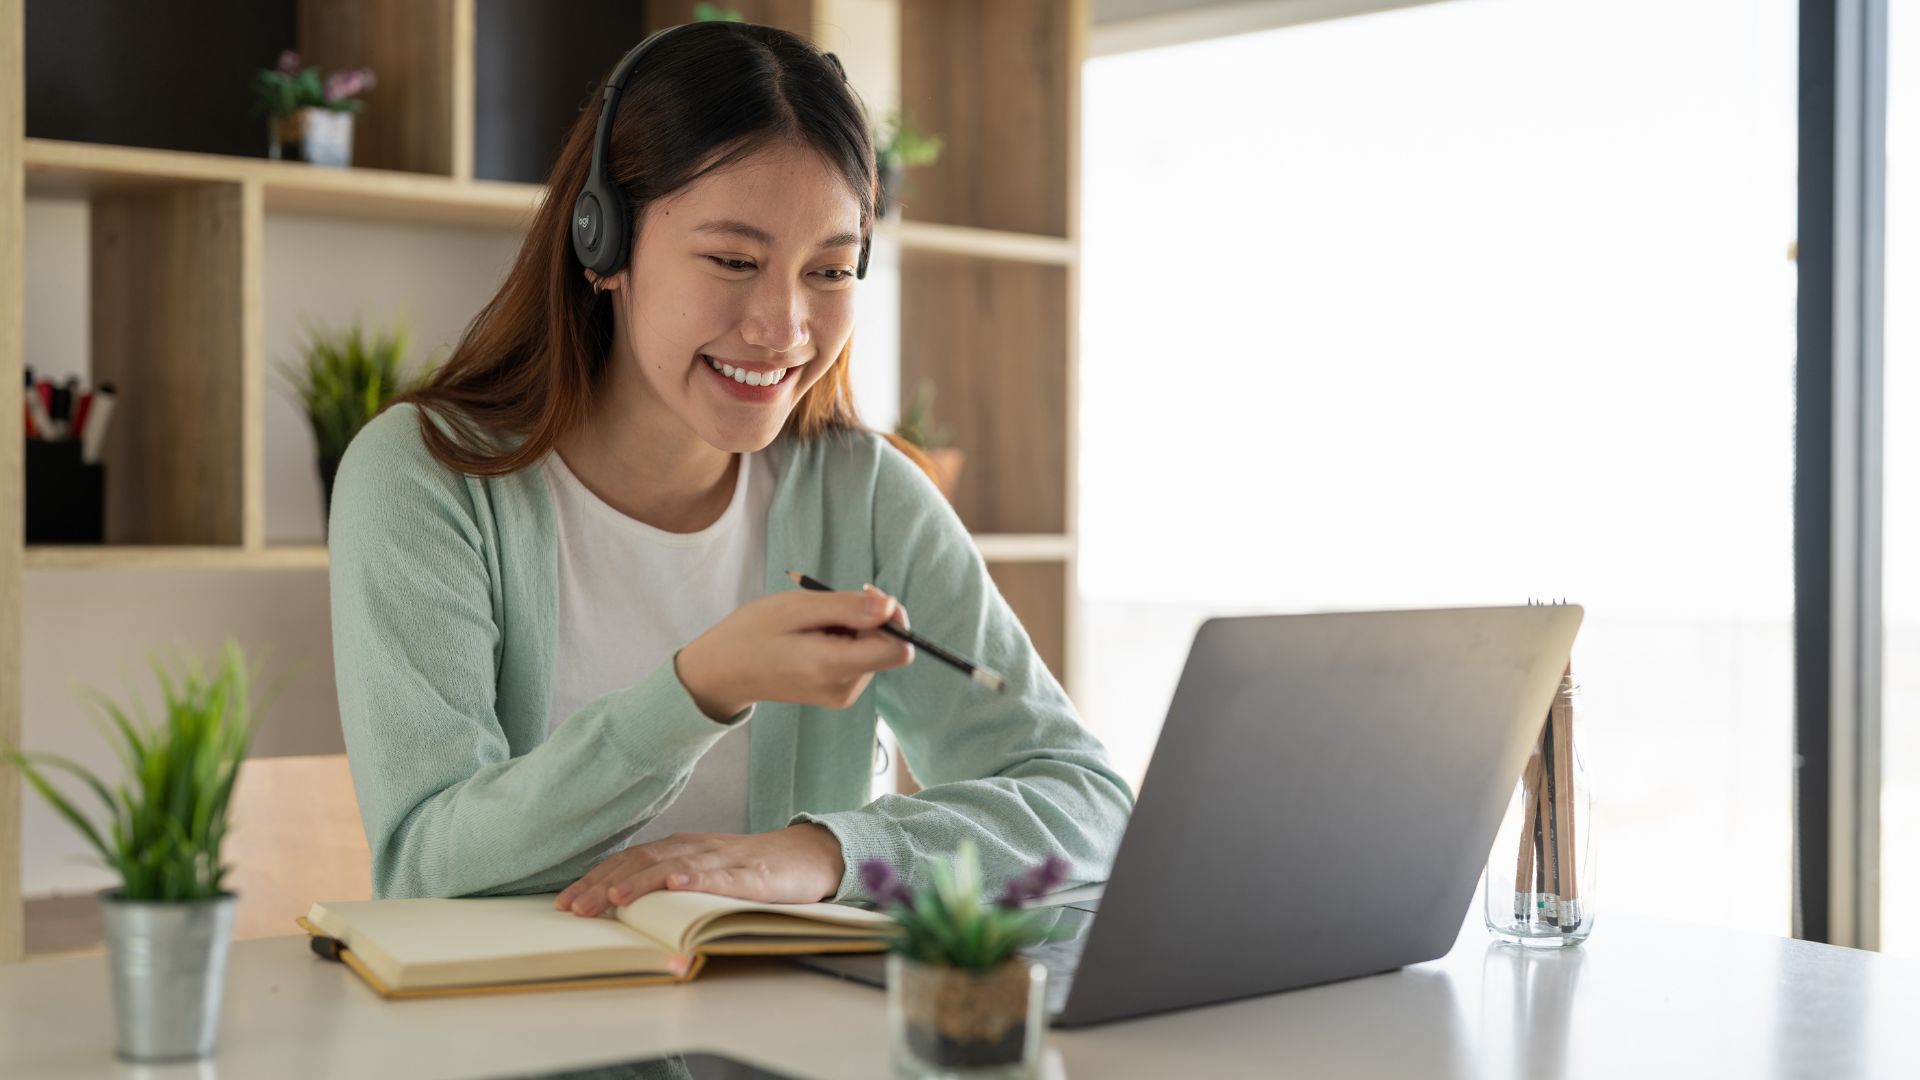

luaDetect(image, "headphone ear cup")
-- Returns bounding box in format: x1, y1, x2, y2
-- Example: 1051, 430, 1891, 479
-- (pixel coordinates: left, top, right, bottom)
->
572, 180, 630, 277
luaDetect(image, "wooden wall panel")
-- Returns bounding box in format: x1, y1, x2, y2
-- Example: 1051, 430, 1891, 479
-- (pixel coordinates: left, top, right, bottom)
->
989, 560, 1068, 693
646, 0, 817, 38
301, 0, 461, 176
90, 184, 248, 546
1, 0, 24, 967
900, 255, 1068, 535
899, 0, 1071, 236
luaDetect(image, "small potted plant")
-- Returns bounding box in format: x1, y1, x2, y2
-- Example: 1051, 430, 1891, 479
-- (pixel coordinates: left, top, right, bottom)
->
874, 109, 944, 221
251, 49, 377, 167
277, 314, 435, 532
861, 841, 1069, 1078
895, 378, 963, 501
1, 640, 279, 1063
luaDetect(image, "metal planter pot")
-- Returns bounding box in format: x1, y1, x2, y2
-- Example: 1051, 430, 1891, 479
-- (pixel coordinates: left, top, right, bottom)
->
96, 888, 238, 1063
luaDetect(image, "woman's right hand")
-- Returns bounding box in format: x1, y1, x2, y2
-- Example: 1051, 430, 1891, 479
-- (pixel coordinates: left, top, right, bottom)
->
675, 584, 913, 720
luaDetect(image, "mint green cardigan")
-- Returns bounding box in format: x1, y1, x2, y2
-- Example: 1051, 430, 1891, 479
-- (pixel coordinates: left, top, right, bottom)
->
326, 403, 1134, 904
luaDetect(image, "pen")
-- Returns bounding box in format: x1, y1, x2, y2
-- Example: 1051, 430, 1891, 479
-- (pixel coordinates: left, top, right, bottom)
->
785, 570, 1008, 692
24, 380, 55, 442
80, 383, 116, 465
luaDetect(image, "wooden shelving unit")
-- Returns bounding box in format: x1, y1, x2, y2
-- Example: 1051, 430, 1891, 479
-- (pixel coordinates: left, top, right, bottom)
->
1, 0, 1086, 963
897, 0, 1084, 691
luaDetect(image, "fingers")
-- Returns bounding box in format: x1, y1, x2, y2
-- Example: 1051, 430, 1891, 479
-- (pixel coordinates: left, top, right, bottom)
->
556, 836, 699, 915
808, 631, 914, 682
786, 584, 904, 632
865, 583, 910, 633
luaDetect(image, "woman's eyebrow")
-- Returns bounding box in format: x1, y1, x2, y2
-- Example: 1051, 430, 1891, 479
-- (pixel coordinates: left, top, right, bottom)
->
692, 218, 859, 250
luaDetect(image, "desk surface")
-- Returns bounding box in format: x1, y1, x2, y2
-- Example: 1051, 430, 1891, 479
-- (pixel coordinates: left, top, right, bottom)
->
3, 900, 1917, 1080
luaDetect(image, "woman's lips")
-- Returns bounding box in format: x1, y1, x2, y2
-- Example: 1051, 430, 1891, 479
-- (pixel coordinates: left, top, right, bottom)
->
701, 354, 796, 402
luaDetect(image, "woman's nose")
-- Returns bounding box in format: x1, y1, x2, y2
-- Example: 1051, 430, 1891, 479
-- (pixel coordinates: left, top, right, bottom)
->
740, 280, 809, 353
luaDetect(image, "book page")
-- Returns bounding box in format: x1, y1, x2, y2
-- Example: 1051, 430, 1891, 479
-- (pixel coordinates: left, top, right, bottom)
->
611, 889, 899, 954
307, 895, 680, 991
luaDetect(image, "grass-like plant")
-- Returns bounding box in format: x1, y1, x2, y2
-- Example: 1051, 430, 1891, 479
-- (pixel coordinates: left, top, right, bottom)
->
876, 109, 945, 173
278, 315, 431, 469
860, 840, 1070, 970
894, 379, 953, 452
0, 641, 284, 902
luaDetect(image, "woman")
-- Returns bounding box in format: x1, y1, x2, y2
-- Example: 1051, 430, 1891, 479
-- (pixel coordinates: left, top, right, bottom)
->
328, 20, 1132, 918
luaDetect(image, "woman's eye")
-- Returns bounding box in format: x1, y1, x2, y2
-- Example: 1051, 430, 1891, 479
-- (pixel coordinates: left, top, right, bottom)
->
817, 269, 854, 283
709, 257, 754, 272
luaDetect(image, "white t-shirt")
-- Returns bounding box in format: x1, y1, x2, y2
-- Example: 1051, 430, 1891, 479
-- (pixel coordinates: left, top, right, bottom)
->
540, 447, 776, 848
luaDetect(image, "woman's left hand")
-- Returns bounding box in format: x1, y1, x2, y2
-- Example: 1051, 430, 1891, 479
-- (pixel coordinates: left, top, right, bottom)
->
554, 823, 846, 917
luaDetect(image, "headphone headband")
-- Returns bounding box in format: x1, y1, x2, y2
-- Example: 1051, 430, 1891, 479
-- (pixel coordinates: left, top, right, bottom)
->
572, 24, 871, 281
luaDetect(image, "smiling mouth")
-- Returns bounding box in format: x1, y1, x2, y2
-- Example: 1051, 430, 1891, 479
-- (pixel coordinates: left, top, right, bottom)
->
701, 354, 798, 388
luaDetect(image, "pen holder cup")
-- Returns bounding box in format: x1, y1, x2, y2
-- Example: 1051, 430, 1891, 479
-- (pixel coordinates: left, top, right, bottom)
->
25, 439, 105, 543
1485, 678, 1594, 948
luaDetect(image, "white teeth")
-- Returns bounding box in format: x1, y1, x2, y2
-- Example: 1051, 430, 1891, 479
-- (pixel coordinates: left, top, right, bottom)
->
704, 355, 787, 387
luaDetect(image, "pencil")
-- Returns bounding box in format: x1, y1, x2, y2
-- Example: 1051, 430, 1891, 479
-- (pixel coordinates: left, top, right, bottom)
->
785, 571, 1008, 692
1514, 742, 1542, 923
1549, 662, 1580, 927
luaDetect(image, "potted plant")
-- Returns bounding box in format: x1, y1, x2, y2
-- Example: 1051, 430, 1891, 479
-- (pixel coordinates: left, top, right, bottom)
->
895, 378, 964, 501
277, 314, 434, 533
692, 2, 746, 19
251, 49, 377, 167
874, 109, 944, 221
0, 640, 280, 1063
861, 842, 1069, 1077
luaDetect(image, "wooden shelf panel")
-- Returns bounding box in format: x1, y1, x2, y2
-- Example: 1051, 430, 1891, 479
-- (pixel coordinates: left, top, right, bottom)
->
25, 546, 330, 570
974, 533, 1073, 561
26, 140, 1088, 258
900, 0, 1073, 238
91, 181, 249, 546
985, 560, 1068, 690
24, 139, 543, 230
23, 540, 1062, 572
903, 255, 1069, 535
883, 220, 1074, 265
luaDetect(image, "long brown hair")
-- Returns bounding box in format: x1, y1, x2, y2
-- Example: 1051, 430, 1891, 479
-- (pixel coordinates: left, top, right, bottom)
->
391, 20, 935, 482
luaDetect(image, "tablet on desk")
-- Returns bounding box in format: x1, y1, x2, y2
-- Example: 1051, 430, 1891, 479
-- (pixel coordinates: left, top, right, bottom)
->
477, 1050, 803, 1079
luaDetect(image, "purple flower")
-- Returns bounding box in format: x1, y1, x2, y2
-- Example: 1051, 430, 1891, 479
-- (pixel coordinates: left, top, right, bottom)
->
276, 49, 301, 76
325, 68, 377, 103
995, 854, 1068, 909
859, 859, 912, 910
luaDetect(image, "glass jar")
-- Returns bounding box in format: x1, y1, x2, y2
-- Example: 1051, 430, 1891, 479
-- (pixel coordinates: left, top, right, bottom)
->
1485, 666, 1595, 947
887, 952, 1047, 1079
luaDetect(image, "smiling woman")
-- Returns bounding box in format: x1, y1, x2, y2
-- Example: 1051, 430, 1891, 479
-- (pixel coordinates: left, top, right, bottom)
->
324, 20, 1133, 918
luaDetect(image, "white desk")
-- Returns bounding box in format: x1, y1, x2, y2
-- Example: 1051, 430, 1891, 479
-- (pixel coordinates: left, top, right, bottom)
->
3, 903, 1916, 1079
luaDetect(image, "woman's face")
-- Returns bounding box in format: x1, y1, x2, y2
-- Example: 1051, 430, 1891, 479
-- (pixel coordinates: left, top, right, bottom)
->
600, 140, 863, 454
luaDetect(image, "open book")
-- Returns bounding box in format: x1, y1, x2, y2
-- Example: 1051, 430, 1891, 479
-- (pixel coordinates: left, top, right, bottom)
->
297, 890, 898, 999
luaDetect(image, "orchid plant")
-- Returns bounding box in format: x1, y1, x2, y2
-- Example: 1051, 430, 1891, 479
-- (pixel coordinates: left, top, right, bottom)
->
251, 50, 378, 120
860, 840, 1071, 970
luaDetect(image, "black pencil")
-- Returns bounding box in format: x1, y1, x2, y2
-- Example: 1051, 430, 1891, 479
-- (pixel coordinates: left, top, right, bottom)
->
785, 571, 1008, 692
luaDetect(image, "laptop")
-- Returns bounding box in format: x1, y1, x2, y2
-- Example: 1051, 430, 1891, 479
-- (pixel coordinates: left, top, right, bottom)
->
795, 604, 1584, 1027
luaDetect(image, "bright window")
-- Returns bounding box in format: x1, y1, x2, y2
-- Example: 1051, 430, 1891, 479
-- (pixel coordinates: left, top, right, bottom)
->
1081, 0, 1799, 936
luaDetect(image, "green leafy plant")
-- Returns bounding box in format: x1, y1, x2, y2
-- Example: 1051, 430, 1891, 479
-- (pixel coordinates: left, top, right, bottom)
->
876, 109, 945, 172
693, 2, 746, 21
894, 379, 953, 451
860, 840, 1071, 970
0, 641, 287, 902
251, 50, 377, 121
278, 315, 434, 468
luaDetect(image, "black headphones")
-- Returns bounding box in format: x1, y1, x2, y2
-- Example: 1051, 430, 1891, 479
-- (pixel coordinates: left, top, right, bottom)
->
571, 23, 870, 282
